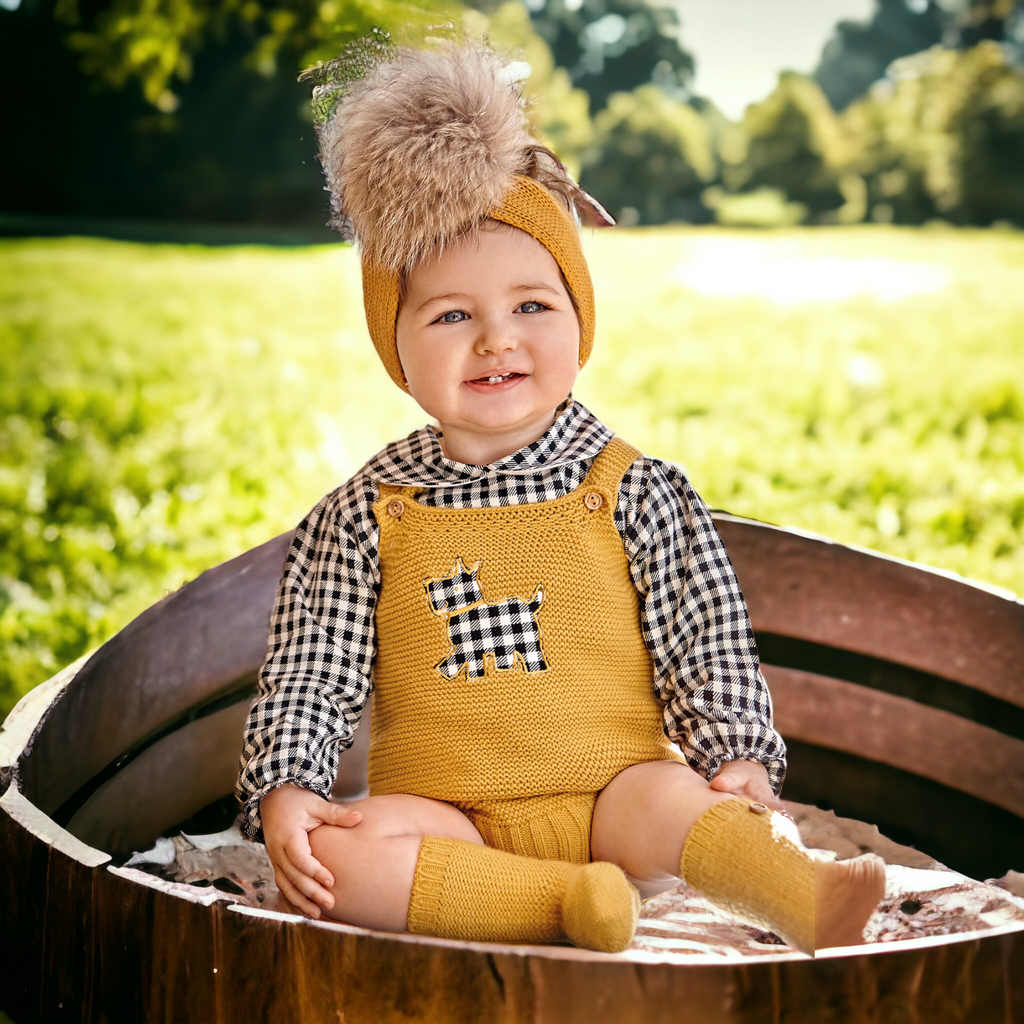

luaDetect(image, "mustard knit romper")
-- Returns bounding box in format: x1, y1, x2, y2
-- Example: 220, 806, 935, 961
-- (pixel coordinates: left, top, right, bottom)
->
370, 438, 685, 859
369, 437, 817, 953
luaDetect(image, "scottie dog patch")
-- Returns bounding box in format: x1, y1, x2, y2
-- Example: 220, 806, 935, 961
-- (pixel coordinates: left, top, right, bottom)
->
423, 558, 548, 679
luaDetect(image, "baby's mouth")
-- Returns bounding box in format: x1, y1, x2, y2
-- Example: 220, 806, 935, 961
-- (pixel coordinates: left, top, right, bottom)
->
471, 372, 524, 385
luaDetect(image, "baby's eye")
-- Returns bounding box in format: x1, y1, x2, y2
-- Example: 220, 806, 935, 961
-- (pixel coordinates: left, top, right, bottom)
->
434, 310, 468, 324
518, 300, 548, 314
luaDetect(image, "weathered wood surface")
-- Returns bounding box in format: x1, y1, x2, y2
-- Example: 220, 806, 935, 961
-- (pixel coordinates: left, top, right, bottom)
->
767, 666, 1024, 818
716, 515, 1024, 706
2, 805, 1022, 1024
16, 532, 291, 819
3, 515, 1024, 1022
66, 701, 252, 854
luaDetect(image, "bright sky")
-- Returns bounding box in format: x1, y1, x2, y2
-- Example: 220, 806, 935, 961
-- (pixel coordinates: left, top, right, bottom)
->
670, 0, 876, 118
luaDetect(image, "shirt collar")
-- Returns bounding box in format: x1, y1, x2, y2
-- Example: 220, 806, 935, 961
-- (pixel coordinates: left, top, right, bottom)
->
368, 400, 613, 488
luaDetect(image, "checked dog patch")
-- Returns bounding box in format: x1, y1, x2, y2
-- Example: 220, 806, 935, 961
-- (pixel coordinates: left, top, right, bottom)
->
423, 558, 549, 679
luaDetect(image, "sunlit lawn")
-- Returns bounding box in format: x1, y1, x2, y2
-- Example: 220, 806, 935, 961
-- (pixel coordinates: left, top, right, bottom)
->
1, 225, 1022, 715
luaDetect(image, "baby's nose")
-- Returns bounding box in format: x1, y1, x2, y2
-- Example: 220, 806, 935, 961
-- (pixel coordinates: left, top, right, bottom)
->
475, 326, 518, 354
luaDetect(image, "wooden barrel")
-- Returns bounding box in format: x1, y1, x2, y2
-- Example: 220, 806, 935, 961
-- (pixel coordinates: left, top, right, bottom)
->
1, 515, 1022, 1023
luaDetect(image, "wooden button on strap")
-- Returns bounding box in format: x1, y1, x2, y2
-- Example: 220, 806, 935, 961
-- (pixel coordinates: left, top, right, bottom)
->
387, 498, 405, 518
584, 491, 603, 511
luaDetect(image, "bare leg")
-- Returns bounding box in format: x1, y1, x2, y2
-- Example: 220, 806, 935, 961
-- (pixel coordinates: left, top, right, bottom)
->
592, 762, 885, 952
591, 761, 742, 891
308, 794, 483, 931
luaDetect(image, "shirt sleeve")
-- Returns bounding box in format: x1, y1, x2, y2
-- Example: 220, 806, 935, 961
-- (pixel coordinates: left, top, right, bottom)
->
616, 458, 786, 794
236, 478, 380, 841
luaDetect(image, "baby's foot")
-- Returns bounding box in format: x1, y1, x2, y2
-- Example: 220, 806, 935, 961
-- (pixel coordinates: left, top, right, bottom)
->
563, 861, 640, 953
814, 854, 886, 952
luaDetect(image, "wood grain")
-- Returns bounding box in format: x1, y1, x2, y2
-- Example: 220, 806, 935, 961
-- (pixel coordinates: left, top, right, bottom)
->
717, 515, 1024, 708
2, 803, 1022, 1024
766, 665, 1024, 818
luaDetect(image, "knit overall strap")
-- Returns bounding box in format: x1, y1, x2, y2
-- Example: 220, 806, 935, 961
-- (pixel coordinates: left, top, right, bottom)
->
375, 481, 421, 503
373, 438, 639, 511
578, 437, 642, 513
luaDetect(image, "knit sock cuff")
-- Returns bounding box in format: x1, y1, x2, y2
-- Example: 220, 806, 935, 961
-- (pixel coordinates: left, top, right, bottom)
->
679, 797, 815, 950
679, 798, 754, 879
408, 836, 455, 935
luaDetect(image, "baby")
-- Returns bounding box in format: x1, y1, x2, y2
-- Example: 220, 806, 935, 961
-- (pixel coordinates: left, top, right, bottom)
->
237, 42, 885, 954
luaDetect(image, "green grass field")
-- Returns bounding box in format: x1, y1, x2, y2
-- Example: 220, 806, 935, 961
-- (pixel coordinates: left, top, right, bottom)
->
2, 226, 1022, 718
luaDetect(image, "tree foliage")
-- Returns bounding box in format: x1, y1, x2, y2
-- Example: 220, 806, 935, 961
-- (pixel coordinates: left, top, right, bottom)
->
1, 5, 334, 230
845, 41, 1024, 224
53, 0, 459, 109
728, 73, 850, 219
5, 0, 1024, 228
506, 0, 694, 111
472, 1, 594, 178
814, 0, 1024, 111
709, 41, 1024, 228
579, 84, 713, 224
814, 0, 944, 112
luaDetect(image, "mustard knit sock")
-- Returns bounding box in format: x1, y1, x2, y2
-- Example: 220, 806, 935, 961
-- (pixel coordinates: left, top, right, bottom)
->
679, 798, 815, 954
408, 837, 639, 953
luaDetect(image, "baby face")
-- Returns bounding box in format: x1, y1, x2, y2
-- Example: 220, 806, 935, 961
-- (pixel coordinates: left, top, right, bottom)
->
396, 222, 581, 465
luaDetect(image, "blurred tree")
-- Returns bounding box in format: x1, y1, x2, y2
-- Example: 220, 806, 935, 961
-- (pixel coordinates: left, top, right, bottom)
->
473, 1, 594, 179
814, 0, 944, 112
579, 84, 714, 224
814, 0, 1024, 112
845, 41, 1024, 225
0, 0, 467, 231
727, 73, 851, 221
952, 0, 1024, 48
52, 0, 458, 110
701, 186, 811, 228
0, 4, 334, 230
467, 0, 694, 112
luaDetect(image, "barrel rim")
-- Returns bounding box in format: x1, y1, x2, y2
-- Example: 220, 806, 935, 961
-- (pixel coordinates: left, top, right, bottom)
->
2, 516, 1022, 971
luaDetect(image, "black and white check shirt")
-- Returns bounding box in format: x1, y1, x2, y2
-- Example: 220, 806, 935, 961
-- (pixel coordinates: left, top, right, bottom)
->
237, 401, 786, 840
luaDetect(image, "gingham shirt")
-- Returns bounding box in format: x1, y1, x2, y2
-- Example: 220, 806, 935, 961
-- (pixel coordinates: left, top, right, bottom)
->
237, 401, 785, 840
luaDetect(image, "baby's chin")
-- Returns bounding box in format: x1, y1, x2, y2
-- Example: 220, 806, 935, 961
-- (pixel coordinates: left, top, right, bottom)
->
437, 409, 563, 463
457, 405, 561, 435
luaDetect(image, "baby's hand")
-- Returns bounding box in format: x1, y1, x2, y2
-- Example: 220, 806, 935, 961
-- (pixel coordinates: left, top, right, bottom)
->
260, 783, 362, 919
708, 759, 783, 811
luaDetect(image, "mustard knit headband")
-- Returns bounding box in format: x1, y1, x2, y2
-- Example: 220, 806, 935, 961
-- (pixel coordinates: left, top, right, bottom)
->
308, 40, 604, 389
362, 175, 596, 392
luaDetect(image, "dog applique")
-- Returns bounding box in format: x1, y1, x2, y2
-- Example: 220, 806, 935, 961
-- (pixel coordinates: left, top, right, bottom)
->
423, 558, 548, 679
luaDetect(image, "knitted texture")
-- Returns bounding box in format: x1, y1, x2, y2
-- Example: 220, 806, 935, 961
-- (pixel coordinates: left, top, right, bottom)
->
454, 792, 596, 865
408, 837, 638, 951
369, 438, 685, 800
563, 860, 641, 953
679, 798, 815, 954
363, 176, 595, 391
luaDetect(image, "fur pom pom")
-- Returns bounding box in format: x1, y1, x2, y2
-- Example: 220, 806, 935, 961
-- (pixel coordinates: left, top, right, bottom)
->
320, 44, 537, 272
